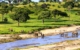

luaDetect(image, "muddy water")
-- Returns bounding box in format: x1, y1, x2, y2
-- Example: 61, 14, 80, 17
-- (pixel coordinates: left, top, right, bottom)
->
0, 31, 80, 50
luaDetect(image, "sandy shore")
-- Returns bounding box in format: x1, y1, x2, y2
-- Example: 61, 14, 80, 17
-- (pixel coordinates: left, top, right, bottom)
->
40, 25, 80, 36
18, 39, 80, 50
0, 25, 80, 43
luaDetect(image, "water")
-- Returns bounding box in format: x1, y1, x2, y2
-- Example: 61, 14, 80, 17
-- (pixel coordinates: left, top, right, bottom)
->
0, 31, 80, 50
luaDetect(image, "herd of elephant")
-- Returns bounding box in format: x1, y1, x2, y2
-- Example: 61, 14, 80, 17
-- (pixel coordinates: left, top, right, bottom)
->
60, 31, 78, 38
34, 27, 80, 38
60, 27, 80, 38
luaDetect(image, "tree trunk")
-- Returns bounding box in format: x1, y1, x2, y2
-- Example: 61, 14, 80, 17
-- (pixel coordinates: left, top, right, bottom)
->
42, 18, 44, 24
18, 20, 20, 26
2, 14, 4, 22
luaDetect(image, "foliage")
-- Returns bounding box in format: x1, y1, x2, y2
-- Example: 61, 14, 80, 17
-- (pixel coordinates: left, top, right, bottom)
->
52, 9, 69, 18
0, 1, 8, 8
0, 2, 80, 34
10, 7, 30, 26
63, 1, 74, 9
77, 3, 80, 8
3, 17, 8, 22
40, 3, 48, 9
7, 4, 14, 11
38, 11, 51, 19
0, 8, 8, 21
22, 1, 28, 5
39, 0, 45, 2
22, 0, 31, 5
13, 0, 18, 4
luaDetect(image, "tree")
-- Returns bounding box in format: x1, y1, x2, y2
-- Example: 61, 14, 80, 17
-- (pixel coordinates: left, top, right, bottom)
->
4, 0, 12, 4
41, 3, 48, 9
52, 9, 58, 19
0, 1, 8, 8
48, 0, 53, 2
22, 0, 31, 4
10, 8, 30, 26
7, 4, 14, 11
0, 3, 8, 21
52, 9, 69, 18
0, 9, 8, 21
63, 1, 74, 9
45, 0, 48, 2
39, 0, 45, 2
12, 0, 23, 4
38, 11, 51, 24
13, 0, 18, 4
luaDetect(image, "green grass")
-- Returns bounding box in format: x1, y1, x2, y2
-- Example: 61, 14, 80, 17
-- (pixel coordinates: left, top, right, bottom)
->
0, 2, 80, 34
0, 13, 80, 34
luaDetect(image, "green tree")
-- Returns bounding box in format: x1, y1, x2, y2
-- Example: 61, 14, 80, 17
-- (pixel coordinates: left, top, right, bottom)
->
7, 4, 14, 11
40, 3, 48, 9
52, 9, 69, 19
4, 0, 12, 4
23, 0, 31, 4
0, 1, 8, 8
0, 2, 9, 21
10, 8, 30, 26
64, 1, 74, 9
13, 0, 23, 4
0, 9, 8, 21
39, 0, 45, 2
13, 0, 18, 4
38, 11, 51, 24
48, 0, 53, 2
45, 0, 48, 2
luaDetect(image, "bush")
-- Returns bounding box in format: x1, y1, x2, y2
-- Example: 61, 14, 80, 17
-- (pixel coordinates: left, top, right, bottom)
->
52, 4, 55, 6
52, 9, 69, 17
58, 6, 61, 8
4, 18, 8, 22
78, 4, 80, 8
20, 30, 26, 33
11, 34, 22, 40
40, 3, 48, 9
22, 1, 27, 5
63, 1, 74, 9
67, 24, 74, 27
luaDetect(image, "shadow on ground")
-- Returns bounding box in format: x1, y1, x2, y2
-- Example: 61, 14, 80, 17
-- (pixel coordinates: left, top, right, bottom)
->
0, 22, 12, 24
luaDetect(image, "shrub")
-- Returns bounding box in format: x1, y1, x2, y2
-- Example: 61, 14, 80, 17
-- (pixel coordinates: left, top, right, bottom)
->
52, 4, 55, 6
20, 30, 26, 33
52, 9, 69, 17
40, 3, 48, 9
4, 18, 8, 22
11, 34, 22, 40
58, 6, 61, 8
63, 1, 74, 9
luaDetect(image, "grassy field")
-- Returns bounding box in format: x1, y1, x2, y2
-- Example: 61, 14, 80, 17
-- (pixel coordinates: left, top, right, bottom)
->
0, 2, 80, 34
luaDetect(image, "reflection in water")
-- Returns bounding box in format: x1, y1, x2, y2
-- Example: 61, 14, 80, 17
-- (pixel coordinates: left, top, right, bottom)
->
60, 31, 79, 38
0, 31, 80, 50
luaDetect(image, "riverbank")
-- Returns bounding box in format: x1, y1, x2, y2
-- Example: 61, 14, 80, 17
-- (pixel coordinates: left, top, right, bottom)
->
40, 25, 80, 36
0, 25, 80, 43
17, 39, 80, 50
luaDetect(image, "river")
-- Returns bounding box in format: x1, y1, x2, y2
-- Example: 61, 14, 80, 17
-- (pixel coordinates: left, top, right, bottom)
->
0, 31, 80, 50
